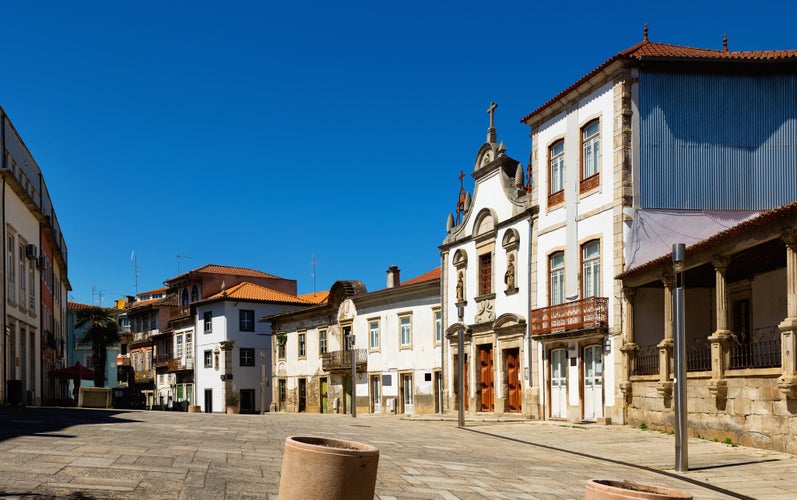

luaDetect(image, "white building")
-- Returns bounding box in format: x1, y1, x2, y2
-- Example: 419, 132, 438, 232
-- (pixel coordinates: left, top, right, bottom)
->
1, 107, 70, 406
193, 282, 310, 413
267, 266, 441, 415
440, 106, 537, 416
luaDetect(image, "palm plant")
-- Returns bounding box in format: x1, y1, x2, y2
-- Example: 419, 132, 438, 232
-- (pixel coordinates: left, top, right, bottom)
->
75, 307, 120, 388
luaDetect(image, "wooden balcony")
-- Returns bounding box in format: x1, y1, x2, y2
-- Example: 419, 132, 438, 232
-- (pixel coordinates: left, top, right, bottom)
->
321, 349, 367, 372
153, 355, 172, 369
135, 370, 154, 383
530, 297, 608, 336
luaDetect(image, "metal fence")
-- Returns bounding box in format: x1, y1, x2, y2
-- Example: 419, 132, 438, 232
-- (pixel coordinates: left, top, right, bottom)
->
729, 326, 781, 369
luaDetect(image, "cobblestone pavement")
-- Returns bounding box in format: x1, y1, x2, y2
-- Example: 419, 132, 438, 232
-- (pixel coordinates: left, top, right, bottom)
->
0, 407, 795, 499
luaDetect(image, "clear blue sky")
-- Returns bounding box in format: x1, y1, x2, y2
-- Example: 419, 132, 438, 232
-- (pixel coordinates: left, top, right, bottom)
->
1, 1, 794, 305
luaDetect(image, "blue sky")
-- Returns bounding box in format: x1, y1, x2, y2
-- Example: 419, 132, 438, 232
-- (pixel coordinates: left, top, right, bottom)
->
2, 1, 794, 304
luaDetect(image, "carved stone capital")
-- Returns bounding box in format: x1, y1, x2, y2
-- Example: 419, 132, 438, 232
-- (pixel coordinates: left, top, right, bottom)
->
619, 342, 638, 354
783, 228, 797, 251
619, 382, 633, 404
661, 272, 674, 289
712, 255, 732, 272
656, 381, 673, 398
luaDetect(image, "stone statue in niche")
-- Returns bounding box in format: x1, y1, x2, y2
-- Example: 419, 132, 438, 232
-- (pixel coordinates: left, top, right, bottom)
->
456, 271, 465, 303
505, 254, 516, 290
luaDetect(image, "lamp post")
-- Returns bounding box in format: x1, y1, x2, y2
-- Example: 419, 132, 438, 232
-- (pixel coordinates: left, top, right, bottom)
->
673, 243, 688, 471
260, 351, 266, 415
457, 304, 465, 428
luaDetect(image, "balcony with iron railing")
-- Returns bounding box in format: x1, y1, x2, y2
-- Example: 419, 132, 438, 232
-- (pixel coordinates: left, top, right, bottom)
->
135, 370, 154, 383
321, 349, 367, 371
168, 357, 194, 372
170, 305, 192, 319
154, 354, 172, 369
531, 297, 608, 336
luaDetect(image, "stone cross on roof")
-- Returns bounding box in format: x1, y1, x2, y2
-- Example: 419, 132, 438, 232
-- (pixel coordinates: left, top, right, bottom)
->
487, 102, 498, 143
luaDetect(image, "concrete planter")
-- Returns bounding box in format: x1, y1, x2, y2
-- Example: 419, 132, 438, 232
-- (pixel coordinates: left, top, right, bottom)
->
585, 479, 693, 499
187, 405, 201, 413
278, 436, 379, 500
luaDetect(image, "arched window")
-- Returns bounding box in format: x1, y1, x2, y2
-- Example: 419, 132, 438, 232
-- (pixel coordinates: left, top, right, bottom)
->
549, 140, 565, 194
191, 285, 199, 302
180, 289, 189, 306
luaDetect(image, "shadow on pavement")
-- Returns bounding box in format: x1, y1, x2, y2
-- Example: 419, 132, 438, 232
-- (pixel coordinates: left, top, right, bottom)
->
463, 426, 761, 500
0, 490, 96, 499
0, 406, 139, 444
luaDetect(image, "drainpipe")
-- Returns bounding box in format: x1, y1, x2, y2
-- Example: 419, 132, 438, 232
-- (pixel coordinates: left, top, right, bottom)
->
1, 109, 6, 403
526, 216, 533, 415
439, 250, 446, 413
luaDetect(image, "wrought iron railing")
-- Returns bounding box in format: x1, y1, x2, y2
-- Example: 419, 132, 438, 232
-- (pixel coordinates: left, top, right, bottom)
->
729, 326, 781, 369
134, 370, 154, 383
167, 357, 194, 372
531, 297, 608, 335
153, 355, 171, 368
321, 349, 367, 371
632, 344, 659, 376
686, 338, 711, 372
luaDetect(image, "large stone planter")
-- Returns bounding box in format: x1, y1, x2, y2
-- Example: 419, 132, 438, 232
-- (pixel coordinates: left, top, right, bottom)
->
278, 436, 379, 500
585, 479, 693, 499
226, 405, 240, 414
78, 387, 112, 408
188, 405, 201, 413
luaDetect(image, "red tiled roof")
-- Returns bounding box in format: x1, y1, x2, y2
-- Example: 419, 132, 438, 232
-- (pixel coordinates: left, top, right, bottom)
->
68, 301, 101, 311
298, 291, 329, 304
618, 200, 797, 279
165, 264, 284, 283
401, 267, 441, 286
521, 39, 797, 124
207, 282, 312, 305
127, 298, 162, 310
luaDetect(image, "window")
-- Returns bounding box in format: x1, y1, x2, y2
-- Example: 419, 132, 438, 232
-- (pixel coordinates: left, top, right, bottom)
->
28, 259, 35, 311
478, 253, 492, 296
185, 333, 192, 359
181, 289, 189, 306
277, 335, 286, 359
369, 320, 380, 350
240, 348, 255, 367
19, 243, 25, 310
298, 333, 306, 357
190, 285, 198, 302
434, 310, 442, 343
203, 311, 212, 333
582, 120, 600, 179
550, 251, 565, 305
239, 310, 255, 332
343, 326, 353, 350
549, 139, 565, 195
204, 350, 213, 368
176, 335, 184, 358
582, 241, 600, 298
399, 315, 412, 347
319, 329, 327, 355
7, 234, 14, 302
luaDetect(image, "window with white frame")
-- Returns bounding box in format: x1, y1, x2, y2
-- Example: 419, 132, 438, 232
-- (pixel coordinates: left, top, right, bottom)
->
7, 234, 14, 303
550, 251, 565, 305
319, 329, 327, 355
549, 140, 565, 195
582, 240, 600, 298
176, 334, 183, 358
298, 333, 306, 358
204, 350, 213, 368
434, 310, 442, 344
185, 333, 192, 359
18, 242, 25, 310
203, 311, 212, 333
399, 315, 412, 347
582, 120, 600, 179
369, 320, 380, 350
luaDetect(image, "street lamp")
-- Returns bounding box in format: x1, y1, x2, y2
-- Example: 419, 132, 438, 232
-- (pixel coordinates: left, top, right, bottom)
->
260, 351, 266, 415
673, 243, 688, 471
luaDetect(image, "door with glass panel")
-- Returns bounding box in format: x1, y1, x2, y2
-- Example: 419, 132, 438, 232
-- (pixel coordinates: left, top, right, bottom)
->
583, 345, 604, 421
550, 348, 567, 419
400, 373, 413, 414
370, 375, 381, 413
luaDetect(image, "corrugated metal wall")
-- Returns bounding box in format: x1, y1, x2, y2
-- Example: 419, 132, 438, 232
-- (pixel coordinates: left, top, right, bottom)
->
639, 70, 797, 210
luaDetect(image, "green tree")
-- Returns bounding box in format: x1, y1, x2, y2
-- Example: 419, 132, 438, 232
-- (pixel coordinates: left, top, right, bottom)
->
75, 307, 120, 388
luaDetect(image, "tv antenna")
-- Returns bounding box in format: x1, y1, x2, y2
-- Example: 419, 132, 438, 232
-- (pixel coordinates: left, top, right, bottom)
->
311, 254, 318, 294
177, 253, 192, 274
131, 250, 139, 296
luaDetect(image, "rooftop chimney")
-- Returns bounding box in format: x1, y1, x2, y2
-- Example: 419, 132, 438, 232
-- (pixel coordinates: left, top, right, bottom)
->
386, 265, 401, 288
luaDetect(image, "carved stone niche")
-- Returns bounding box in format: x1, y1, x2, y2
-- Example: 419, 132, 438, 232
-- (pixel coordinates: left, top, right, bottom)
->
502, 229, 520, 295
453, 249, 468, 304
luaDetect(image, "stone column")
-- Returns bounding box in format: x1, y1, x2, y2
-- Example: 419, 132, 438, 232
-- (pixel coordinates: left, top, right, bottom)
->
778, 230, 797, 398
708, 256, 732, 399
657, 275, 674, 397
619, 287, 637, 404
219, 340, 235, 409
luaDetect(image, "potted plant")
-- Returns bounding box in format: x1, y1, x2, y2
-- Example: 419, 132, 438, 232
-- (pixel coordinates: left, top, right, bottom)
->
225, 391, 240, 414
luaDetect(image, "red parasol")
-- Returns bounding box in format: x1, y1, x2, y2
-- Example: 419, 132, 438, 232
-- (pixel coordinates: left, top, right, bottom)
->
48, 361, 95, 380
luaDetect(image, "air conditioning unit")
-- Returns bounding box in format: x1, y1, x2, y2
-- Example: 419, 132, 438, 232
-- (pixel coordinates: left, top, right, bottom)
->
37, 255, 46, 269
25, 244, 37, 260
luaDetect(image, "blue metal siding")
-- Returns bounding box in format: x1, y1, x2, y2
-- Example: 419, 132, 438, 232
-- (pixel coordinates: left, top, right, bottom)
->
640, 71, 797, 210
